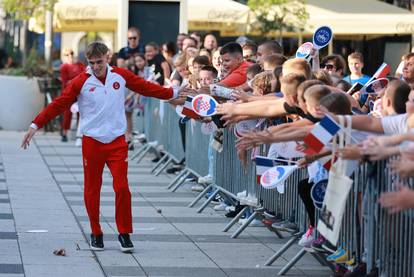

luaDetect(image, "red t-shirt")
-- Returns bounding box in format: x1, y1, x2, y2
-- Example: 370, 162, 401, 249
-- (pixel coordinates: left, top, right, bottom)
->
219, 61, 252, 88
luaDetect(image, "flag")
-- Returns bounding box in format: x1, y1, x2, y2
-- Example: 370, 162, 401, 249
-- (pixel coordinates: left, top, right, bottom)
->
372, 63, 390, 79
319, 155, 338, 171
182, 96, 200, 119
260, 165, 298, 192
303, 115, 341, 154
192, 94, 217, 116
255, 155, 287, 184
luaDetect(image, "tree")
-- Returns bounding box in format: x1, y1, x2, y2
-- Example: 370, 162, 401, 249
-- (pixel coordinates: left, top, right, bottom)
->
247, 0, 309, 41
1, 0, 57, 65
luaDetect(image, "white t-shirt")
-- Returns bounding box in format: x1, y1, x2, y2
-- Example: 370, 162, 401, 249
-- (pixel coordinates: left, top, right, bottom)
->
381, 114, 408, 135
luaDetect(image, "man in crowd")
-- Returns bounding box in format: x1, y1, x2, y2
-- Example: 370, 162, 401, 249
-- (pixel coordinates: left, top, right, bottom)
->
117, 27, 145, 68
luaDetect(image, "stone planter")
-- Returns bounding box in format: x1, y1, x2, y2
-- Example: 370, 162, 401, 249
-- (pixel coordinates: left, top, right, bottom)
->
0, 75, 43, 131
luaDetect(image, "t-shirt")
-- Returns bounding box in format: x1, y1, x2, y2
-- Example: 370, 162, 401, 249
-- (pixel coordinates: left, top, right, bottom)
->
343, 75, 371, 85
118, 45, 145, 60
219, 61, 252, 88
343, 74, 372, 105
381, 113, 408, 135
283, 102, 320, 123
147, 53, 167, 85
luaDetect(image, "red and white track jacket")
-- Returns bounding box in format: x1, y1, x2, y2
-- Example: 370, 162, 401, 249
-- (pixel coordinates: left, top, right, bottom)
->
32, 65, 176, 143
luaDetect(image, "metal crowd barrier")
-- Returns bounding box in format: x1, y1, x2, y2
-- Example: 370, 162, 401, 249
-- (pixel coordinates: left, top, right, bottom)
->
135, 98, 414, 276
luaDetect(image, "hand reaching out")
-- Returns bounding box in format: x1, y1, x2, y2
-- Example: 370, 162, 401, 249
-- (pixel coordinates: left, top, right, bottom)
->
378, 184, 414, 214
21, 127, 37, 149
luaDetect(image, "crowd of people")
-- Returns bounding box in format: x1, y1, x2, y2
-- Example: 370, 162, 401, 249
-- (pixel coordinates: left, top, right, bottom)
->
32, 26, 414, 275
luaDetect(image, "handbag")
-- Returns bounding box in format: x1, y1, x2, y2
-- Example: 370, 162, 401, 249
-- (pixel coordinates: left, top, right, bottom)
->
317, 115, 354, 245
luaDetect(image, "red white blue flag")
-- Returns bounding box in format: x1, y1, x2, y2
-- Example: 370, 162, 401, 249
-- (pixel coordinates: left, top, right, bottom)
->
255, 155, 287, 184
303, 115, 341, 154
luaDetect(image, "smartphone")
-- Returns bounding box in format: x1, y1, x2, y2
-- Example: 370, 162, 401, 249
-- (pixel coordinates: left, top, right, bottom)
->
347, 82, 364, 95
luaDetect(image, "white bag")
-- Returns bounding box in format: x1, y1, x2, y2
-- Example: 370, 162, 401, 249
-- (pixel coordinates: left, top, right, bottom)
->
317, 115, 353, 245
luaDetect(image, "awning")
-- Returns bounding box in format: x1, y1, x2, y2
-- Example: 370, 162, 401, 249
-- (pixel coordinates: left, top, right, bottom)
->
248, 0, 414, 38
305, 0, 414, 36
29, 0, 118, 33
188, 0, 250, 36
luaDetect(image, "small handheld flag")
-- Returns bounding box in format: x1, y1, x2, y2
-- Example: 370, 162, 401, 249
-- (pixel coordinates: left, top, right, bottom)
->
182, 96, 200, 119
361, 78, 388, 94
234, 119, 258, 138
192, 94, 218, 117
260, 165, 298, 193
303, 115, 341, 154
296, 42, 314, 60
313, 26, 333, 49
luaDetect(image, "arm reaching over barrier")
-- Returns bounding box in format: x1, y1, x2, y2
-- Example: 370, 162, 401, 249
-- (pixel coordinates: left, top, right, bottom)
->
379, 184, 414, 214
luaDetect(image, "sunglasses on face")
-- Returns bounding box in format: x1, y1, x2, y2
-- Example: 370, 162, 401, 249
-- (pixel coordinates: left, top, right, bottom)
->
128, 37, 137, 40
324, 64, 335, 70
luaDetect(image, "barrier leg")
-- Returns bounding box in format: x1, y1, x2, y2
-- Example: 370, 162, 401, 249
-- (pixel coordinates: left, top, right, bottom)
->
171, 171, 191, 192
223, 206, 249, 232
135, 145, 152, 163
154, 157, 173, 176
230, 211, 258, 239
150, 154, 169, 173
188, 184, 213, 208
129, 144, 148, 161
277, 248, 307, 276
196, 188, 219, 213
166, 170, 186, 190
264, 234, 300, 266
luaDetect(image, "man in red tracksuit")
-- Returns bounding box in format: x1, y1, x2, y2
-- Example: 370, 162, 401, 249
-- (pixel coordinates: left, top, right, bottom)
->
21, 42, 181, 253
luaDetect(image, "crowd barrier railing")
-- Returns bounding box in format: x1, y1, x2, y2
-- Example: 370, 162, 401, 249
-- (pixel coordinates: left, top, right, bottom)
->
134, 98, 414, 276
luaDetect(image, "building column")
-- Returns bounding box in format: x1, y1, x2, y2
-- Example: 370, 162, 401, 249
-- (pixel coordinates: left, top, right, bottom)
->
117, 0, 129, 51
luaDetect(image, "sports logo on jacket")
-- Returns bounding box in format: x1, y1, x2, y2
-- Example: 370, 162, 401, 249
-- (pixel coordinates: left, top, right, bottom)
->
89, 87, 96, 93
113, 82, 120, 90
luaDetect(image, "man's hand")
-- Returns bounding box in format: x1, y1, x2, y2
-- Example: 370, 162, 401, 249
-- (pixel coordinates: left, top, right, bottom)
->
231, 90, 252, 103
378, 184, 414, 214
21, 127, 37, 149
388, 158, 414, 178
338, 145, 364, 161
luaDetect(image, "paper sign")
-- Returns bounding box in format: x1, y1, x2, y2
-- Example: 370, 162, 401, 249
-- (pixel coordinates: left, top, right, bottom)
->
234, 119, 258, 138
313, 26, 333, 49
268, 142, 305, 159
201, 121, 218, 135
296, 42, 314, 60
209, 84, 234, 99
192, 94, 218, 117
260, 165, 298, 192
361, 78, 388, 94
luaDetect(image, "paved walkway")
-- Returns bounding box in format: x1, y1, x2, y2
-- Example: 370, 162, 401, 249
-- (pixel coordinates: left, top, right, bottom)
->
0, 131, 330, 277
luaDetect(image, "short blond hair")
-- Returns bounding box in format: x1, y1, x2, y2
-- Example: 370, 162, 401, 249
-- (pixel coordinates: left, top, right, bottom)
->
282, 58, 311, 79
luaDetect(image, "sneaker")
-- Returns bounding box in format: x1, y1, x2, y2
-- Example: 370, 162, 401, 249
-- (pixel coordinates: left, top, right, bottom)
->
322, 240, 337, 254
225, 204, 245, 218
327, 247, 349, 263
236, 190, 247, 198
238, 218, 265, 227
198, 175, 213, 184
61, 135, 68, 142
147, 141, 158, 148
191, 184, 205, 192
298, 226, 314, 248
90, 234, 104, 251
118, 233, 134, 253
166, 165, 183, 174
311, 236, 326, 252
213, 202, 228, 211
128, 143, 135, 151
75, 138, 82, 147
